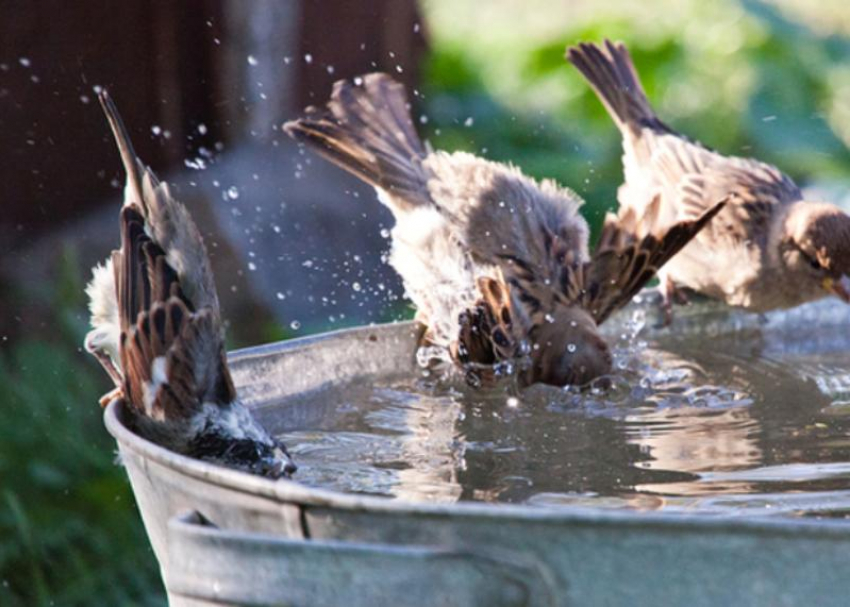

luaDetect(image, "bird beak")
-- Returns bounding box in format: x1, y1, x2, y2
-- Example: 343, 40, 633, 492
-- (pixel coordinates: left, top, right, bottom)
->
824, 276, 850, 303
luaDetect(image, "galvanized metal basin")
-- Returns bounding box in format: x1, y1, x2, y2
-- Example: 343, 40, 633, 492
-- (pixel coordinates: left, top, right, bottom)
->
105, 316, 850, 607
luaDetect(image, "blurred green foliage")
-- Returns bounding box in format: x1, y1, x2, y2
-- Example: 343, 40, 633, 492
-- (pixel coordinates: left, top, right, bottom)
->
0, 250, 165, 606
419, 0, 850, 239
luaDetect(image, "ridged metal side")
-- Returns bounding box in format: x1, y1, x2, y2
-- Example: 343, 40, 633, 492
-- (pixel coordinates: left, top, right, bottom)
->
106, 320, 850, 606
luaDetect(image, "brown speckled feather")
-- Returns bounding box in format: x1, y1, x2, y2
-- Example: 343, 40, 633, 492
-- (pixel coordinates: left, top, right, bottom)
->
102, 93, 237, 422
581, 197, 727, 324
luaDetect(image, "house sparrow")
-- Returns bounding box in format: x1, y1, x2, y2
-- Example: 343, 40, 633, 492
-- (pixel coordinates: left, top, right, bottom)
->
568, 40, 850, 314
284, 73, 724, 387
84, 91, 296, 479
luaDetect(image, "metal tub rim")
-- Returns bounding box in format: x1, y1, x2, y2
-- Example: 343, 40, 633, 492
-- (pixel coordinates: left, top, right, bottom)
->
104, 321, 850, 540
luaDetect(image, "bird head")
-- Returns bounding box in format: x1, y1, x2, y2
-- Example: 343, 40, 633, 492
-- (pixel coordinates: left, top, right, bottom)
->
525, 305, 612, 387
783, 202, 850, 303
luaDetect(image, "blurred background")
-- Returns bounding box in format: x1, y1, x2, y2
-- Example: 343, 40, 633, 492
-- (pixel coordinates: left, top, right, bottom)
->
1, 0, 848, 604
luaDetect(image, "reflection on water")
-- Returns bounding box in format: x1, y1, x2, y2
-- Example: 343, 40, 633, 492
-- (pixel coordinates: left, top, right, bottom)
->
276, 302, 850, 518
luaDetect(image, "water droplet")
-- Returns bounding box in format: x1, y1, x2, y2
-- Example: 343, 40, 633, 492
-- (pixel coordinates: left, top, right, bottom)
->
247, 262, 257, 271
569, 320, 578, 327
276, 292, 286, 300
506, 397, 519, 408
304, 53, 313, 64
197, 123, 208, 135
151, 125, 162, 136
19, 57, 31, 67
302, 259, 314, 268
290, 320, 301, 330
544, 313, 555, 323
354, 76, 363, 86
352, 282, 362, 292
567, 343, 577, 353
247, 55, 258, 66
464, 117, 474, 127
226, 186, 239, 200
419, 114, 429, 124
79, 94, 90, 104
326, 65, 335, 74
380, 228, 390, 239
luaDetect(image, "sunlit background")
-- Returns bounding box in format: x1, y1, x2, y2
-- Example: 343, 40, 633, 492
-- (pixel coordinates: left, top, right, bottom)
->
1, 0, 849, 603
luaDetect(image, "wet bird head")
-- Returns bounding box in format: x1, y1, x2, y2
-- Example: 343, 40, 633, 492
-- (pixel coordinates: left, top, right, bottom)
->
784, 202, 850, 303
525, 305, 612, 387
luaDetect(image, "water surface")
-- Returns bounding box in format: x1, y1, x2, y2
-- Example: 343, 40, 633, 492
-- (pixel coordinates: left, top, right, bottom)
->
274, 301, 850, 518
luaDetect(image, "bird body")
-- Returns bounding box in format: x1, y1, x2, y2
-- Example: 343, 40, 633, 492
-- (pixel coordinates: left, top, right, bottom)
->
286, 73, 723, 387
85, 92, 295, 478
568, 40, 850, 312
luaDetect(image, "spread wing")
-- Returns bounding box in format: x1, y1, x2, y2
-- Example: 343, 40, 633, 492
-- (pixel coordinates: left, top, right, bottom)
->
651, 135, 801, 246
577, 196, 727, 324
451, 273, 527, 386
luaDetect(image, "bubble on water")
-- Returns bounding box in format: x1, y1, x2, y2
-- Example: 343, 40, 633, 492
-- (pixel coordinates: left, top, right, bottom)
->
19, 57, 31, 67
352, 282, 362, 292
247, 55, 258, 66
304, 53, 313, 64
226, 186, 239, 200
380, 228, 390, 239
272, 224, 281, 234
276, 292, 286, 300
290, 320, 301, 330
567, 343, 577, 353
302, 259, 314, 268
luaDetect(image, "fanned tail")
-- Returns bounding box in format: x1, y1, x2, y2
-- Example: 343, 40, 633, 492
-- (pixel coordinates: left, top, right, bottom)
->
567, 40, 663, 135
284, 73, 431, 211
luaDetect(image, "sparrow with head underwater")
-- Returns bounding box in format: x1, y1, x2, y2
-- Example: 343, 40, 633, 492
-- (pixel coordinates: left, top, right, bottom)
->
284, 73, 725, 388
84, 91, 296, 479
567, 40, 850, 315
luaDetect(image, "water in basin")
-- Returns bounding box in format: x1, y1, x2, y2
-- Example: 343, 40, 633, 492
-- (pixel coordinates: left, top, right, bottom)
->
272, 299, 850, 517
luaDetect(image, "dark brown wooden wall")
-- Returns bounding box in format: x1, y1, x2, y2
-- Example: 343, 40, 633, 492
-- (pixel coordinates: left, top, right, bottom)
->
0, 0, 424, 246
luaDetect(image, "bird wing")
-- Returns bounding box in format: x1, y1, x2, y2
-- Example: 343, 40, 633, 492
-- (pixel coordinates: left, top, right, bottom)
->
117, 205, 236, 421
578, 196, 727, 324
648, 133, 801, 246
451, 272, 527, 385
